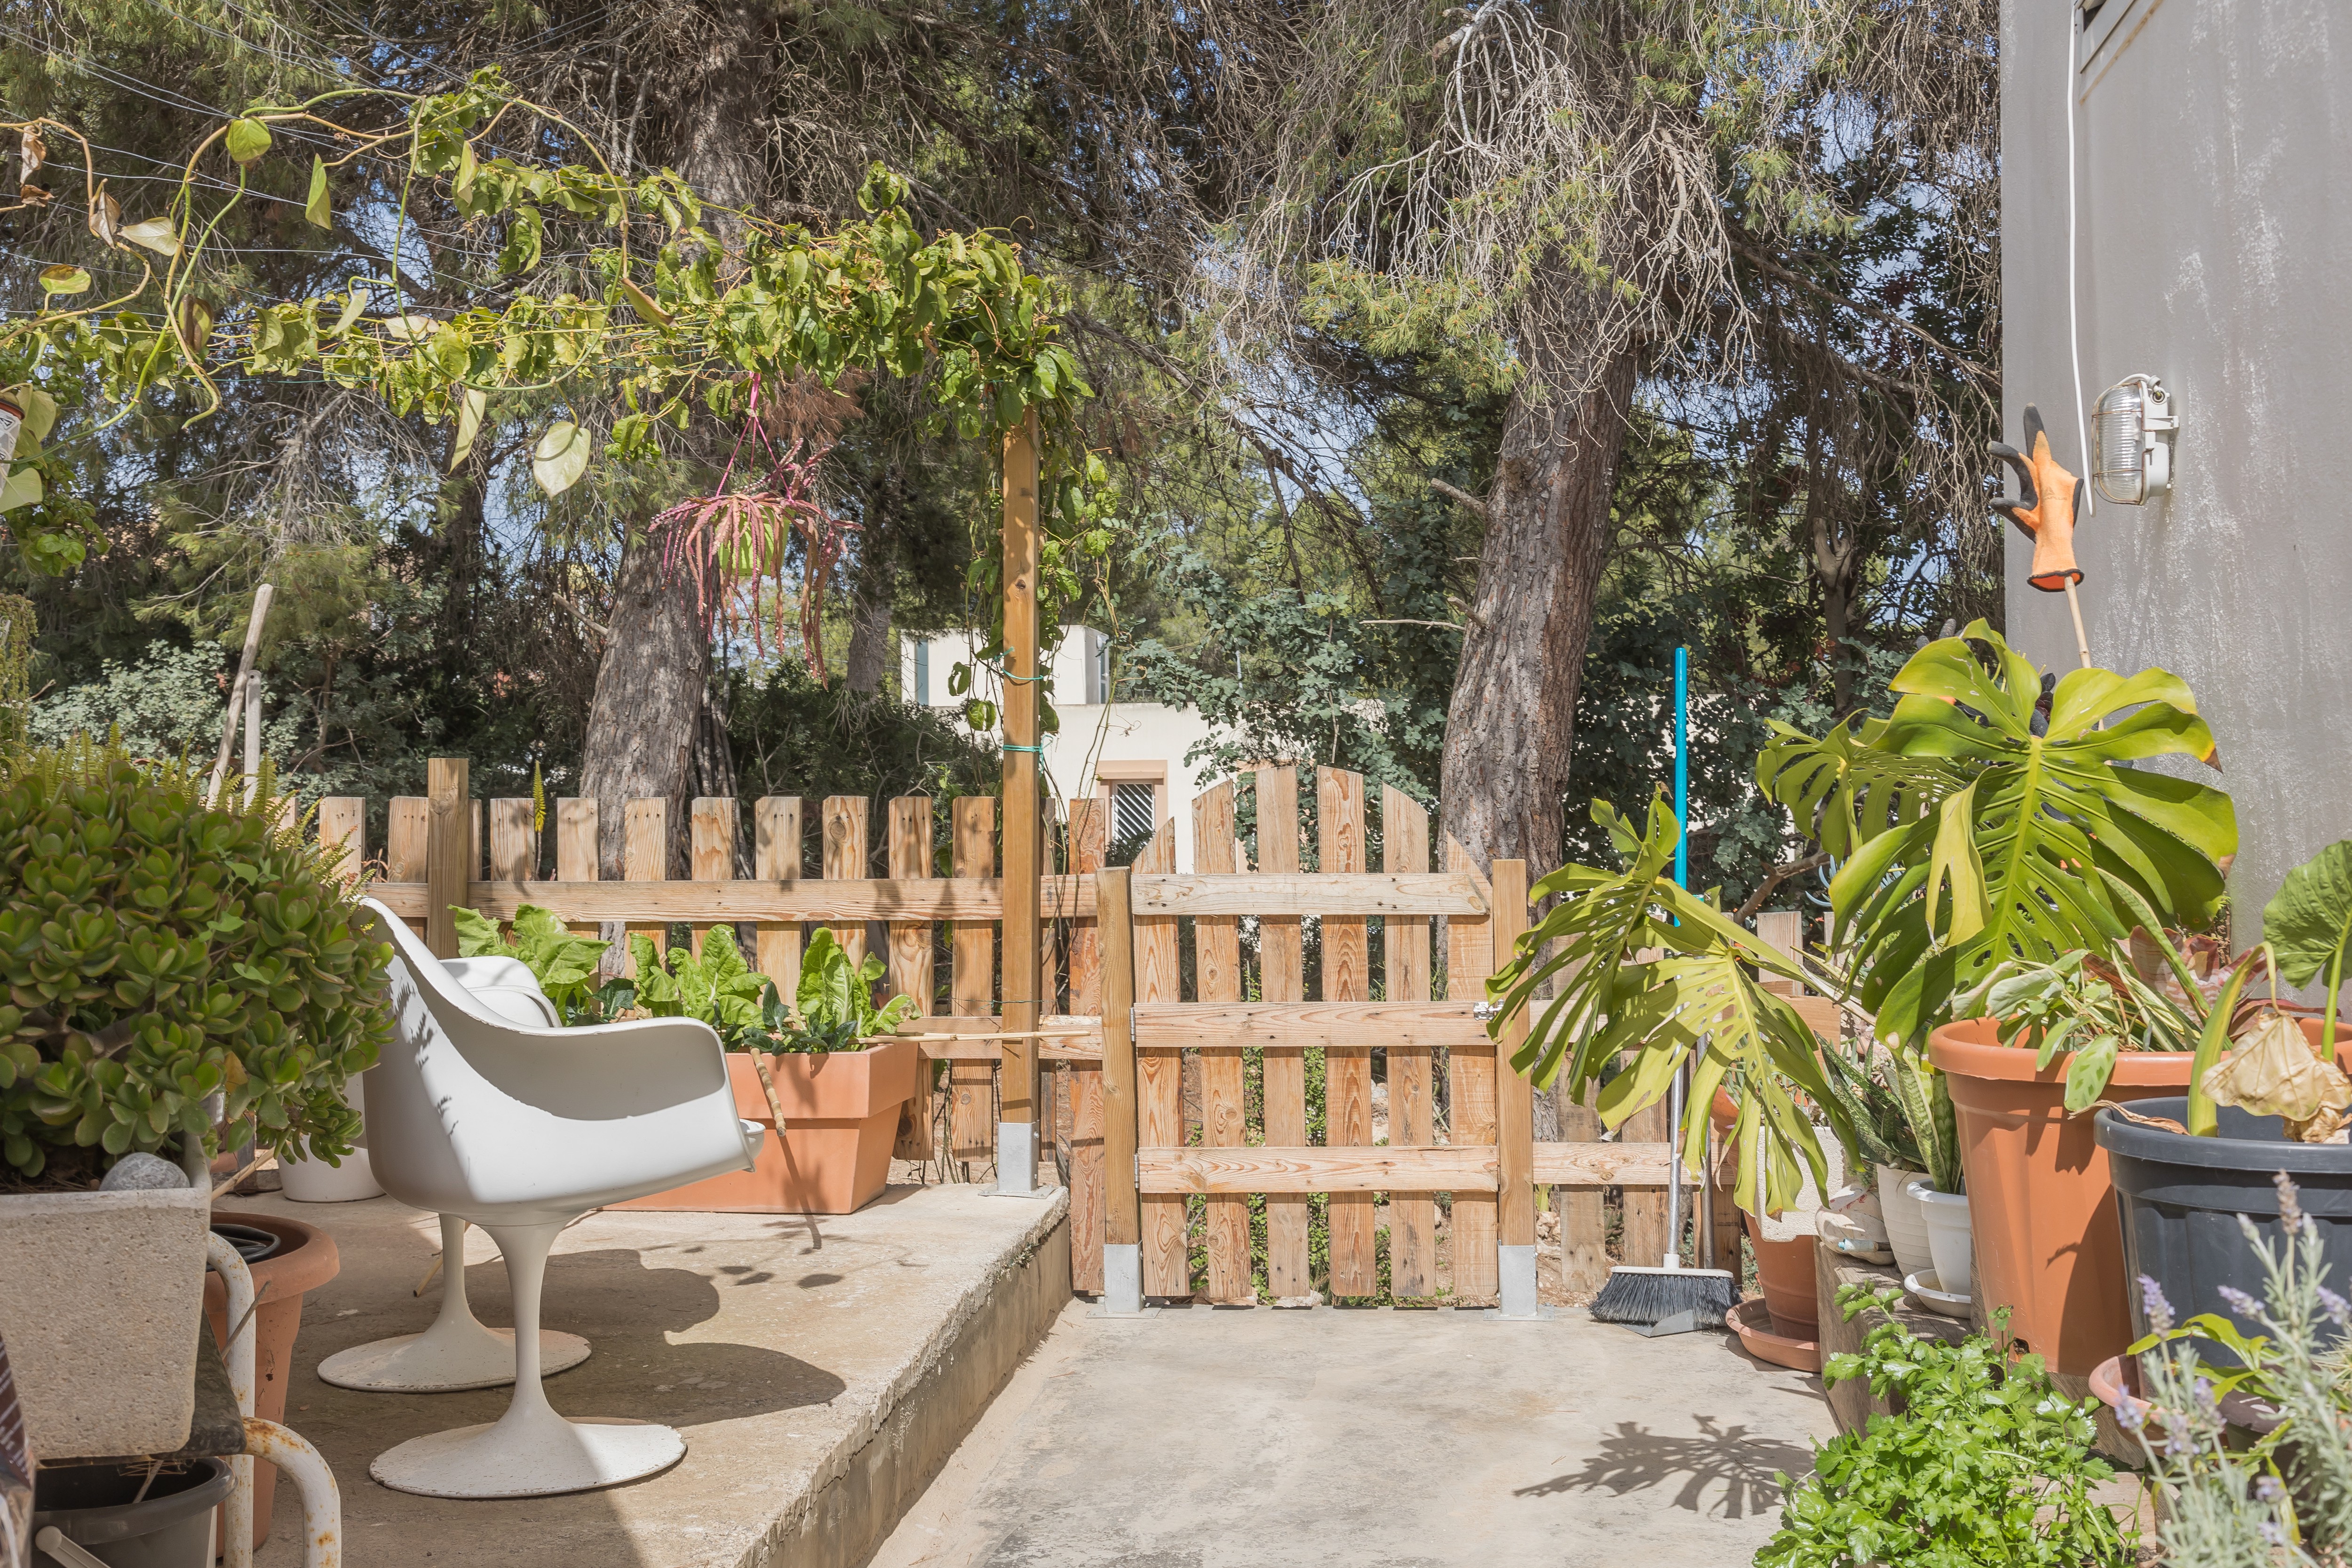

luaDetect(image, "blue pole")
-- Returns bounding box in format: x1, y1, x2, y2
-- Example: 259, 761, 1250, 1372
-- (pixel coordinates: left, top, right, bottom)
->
1673, 645, 1689, 890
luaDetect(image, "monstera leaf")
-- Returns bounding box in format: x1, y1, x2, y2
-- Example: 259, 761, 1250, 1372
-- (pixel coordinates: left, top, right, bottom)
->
1755, 712, 1963, 862
1488, 797, 1856, 1216
1766, 622, 2235, 1045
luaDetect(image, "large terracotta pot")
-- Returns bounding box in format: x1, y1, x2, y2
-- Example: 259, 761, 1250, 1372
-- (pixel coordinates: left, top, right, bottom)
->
203, 1210, 340, 1549
1927, 1019, 2198, 1377
615, 1039, 918, 1215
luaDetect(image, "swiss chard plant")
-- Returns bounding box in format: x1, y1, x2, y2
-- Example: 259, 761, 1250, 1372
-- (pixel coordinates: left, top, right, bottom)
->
452, 902, 631, 1025
628, 924, 769, 1038
731, 927, 916, 1055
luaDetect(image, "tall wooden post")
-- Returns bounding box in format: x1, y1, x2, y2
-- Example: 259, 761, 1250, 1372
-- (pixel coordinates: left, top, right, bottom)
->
1098, 866, 1143, 1311
424, 757, 469, 958
998, 408, 1044, 1194
1491, 858, 1540, 1317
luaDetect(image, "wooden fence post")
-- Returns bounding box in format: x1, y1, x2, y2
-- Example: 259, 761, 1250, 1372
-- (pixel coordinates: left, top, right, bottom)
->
1491, 859, 1538, 1317
690, 799, 735, 956
623, 798, 667, 975
950, 797, 996, 1171
1384, 788, 1438, 1299
318, 797, 365, 888
555, 798, 598, 947
1445, 836, 1500, 1302
999, 407, 1043, 1194
1099, 865, 1143, 1313
1193, 780, 1251, 1304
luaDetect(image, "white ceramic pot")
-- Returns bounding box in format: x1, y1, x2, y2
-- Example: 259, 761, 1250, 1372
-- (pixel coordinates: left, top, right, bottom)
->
0, 1186, 211, 1458
279, 1073, 383, 1202
1910, 1182, 1973, 1300
1875, 1162, 1937, 1280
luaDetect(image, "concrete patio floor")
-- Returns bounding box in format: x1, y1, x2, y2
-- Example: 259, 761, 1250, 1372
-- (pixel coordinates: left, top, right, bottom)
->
238, 1183, 1070, 1568
870, 1301, 1834, 1568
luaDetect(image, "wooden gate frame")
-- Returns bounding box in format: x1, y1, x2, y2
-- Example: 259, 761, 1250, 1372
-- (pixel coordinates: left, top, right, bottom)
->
1096, 856, 1680, 1315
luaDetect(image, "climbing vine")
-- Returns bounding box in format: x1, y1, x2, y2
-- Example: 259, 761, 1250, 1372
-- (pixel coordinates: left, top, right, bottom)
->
1, 68, 1112, 705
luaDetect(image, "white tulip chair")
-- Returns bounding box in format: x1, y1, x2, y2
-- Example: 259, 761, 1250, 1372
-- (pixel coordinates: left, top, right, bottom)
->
350, 899, 761, 1497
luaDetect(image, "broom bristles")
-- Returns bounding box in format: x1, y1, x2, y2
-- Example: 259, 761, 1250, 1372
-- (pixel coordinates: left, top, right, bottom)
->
1586, 1265, 1740, 1329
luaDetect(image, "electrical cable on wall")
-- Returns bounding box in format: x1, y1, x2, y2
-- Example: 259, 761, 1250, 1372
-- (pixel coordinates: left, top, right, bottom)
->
2066, 4, 2097, 519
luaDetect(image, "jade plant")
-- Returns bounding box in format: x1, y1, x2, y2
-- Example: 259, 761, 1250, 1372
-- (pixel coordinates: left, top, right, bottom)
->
0, 740, 389, 1185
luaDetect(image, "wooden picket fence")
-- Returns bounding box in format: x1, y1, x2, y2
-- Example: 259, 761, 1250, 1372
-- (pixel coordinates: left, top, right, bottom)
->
317, 757, 1749, 1306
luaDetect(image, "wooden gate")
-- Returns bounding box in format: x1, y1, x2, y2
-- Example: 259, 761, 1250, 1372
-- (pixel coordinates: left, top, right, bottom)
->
1088, 764, 1678, 1313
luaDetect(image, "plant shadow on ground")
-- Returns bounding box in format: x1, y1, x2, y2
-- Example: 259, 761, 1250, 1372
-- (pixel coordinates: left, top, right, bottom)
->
1511, 1415, 1813, 1520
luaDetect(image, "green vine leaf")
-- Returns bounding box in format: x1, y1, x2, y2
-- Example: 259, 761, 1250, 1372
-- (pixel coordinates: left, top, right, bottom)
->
531, 420, 590, 496
449, 387, 486, 472
224, 118, 272, 167
303, 155, 332, 230
118, 216, 181, 257
38, 265, 90, 296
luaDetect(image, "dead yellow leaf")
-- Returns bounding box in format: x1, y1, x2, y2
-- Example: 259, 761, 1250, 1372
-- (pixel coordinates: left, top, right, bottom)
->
2203, 1007, 2352, 1142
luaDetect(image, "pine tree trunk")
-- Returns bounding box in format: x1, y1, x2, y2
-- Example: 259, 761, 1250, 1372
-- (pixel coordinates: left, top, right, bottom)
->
1438, 343, 1640, 880
573, 1, 770, 876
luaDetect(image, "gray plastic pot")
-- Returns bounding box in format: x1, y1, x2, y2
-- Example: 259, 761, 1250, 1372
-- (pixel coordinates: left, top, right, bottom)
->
30, 1455, 232, 1567
2095, 1096, 2352, 1361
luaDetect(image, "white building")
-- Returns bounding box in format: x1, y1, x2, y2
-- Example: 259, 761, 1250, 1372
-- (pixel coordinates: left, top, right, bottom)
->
899, 626, 1231, 869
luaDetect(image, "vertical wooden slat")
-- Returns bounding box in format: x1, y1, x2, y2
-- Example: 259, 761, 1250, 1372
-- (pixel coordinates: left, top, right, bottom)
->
1255, 764, 1311, 1304
1069, 1059, 1105, 1290
469, 801, 483, 886
1100, 866, 1141, 1264
555, 798, 597, 941
387, 796, 428, 936
1619, 1079, 1673, 1270
755, 798, 803, 1005
887, 798, 938, 1166
487, 798, 534, 883
1192, 780, 1250, 1304
424, 759, 469, 959
690, 799, 735, 958
822, 796, 869, 965
317, 797, 364, 887
1558, 1089, 1612, 1296
1383, 788, 1438, 1299
1445, 833, 1500, 1302
1065, 798, 1105, 1015
1492, 861, 1536, 1278
950, 797, 997, 1165
623, 798, 668, 977
1319, 768, 1375, 1299
1134, 817, 1186, 1297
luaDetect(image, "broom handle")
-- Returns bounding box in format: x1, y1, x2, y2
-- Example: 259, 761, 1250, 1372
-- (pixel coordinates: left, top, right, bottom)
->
1664, 1059, 1685, 1268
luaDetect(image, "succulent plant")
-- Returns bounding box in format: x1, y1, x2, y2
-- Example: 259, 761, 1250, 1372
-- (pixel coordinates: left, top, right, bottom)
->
0, 739, 389, 1184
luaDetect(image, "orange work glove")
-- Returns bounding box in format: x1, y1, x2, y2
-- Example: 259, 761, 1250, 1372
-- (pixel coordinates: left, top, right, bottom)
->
1989, 404, 2083, 592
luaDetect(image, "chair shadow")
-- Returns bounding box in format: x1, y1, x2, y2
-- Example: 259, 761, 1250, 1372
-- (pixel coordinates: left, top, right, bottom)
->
1512, 1415, 1816, 1520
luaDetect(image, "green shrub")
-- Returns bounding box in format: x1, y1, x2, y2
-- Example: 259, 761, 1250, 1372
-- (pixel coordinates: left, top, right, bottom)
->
1756, 1285, 2130, 1567
0, 740, 389, 1185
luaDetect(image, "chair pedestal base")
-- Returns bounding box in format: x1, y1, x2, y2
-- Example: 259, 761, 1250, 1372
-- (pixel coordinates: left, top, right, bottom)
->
318, 1324, 589, 1393
318, 1212, 591, 1392
370, 1410, 685, 1498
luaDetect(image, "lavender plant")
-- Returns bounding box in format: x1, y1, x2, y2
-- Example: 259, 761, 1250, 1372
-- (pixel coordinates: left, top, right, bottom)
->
2129, 1174, 2352, 1564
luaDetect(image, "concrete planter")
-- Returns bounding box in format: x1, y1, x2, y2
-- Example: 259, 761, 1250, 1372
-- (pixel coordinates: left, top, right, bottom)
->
0, 1186, 212, 1459
614, 1040, 919, 1215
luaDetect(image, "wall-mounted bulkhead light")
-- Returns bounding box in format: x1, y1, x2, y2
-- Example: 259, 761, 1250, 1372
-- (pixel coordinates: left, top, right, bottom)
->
2092, 373, 2177, 505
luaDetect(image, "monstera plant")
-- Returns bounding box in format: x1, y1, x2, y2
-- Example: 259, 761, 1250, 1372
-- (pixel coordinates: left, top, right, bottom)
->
1757, 621, 2236, 1047
1491, 798, 1857, 1216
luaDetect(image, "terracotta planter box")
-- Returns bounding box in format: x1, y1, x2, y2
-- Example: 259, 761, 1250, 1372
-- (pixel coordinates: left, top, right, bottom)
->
204, 1210, 340, 1549
615, 1039, 918, 1215
1928, 1019, 2203, 1377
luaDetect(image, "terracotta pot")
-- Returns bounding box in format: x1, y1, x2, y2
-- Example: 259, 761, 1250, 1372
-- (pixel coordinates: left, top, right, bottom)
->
1743, 1212, 1819, 1337
1928, 1019, 2199, 1377
1726, 1297, 1820, 1373
615, 1039, 918, 1215
203, 1210, 340, 1549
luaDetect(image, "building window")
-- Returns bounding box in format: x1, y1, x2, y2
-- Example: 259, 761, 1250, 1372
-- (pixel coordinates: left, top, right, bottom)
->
1109, 782, 1157, 865
914, 640, 930, 708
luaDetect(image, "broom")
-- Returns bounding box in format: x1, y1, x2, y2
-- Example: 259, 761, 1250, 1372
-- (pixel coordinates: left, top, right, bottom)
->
1587, 644, 1738, 1335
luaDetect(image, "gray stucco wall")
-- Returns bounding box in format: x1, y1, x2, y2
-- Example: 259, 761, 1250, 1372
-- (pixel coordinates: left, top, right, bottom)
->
2001, 0, 2352, 955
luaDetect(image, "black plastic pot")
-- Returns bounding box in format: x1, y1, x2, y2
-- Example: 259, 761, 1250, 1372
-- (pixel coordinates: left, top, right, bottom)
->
2095, 1096, 2352, 1361
30, 1456, 232, 1568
